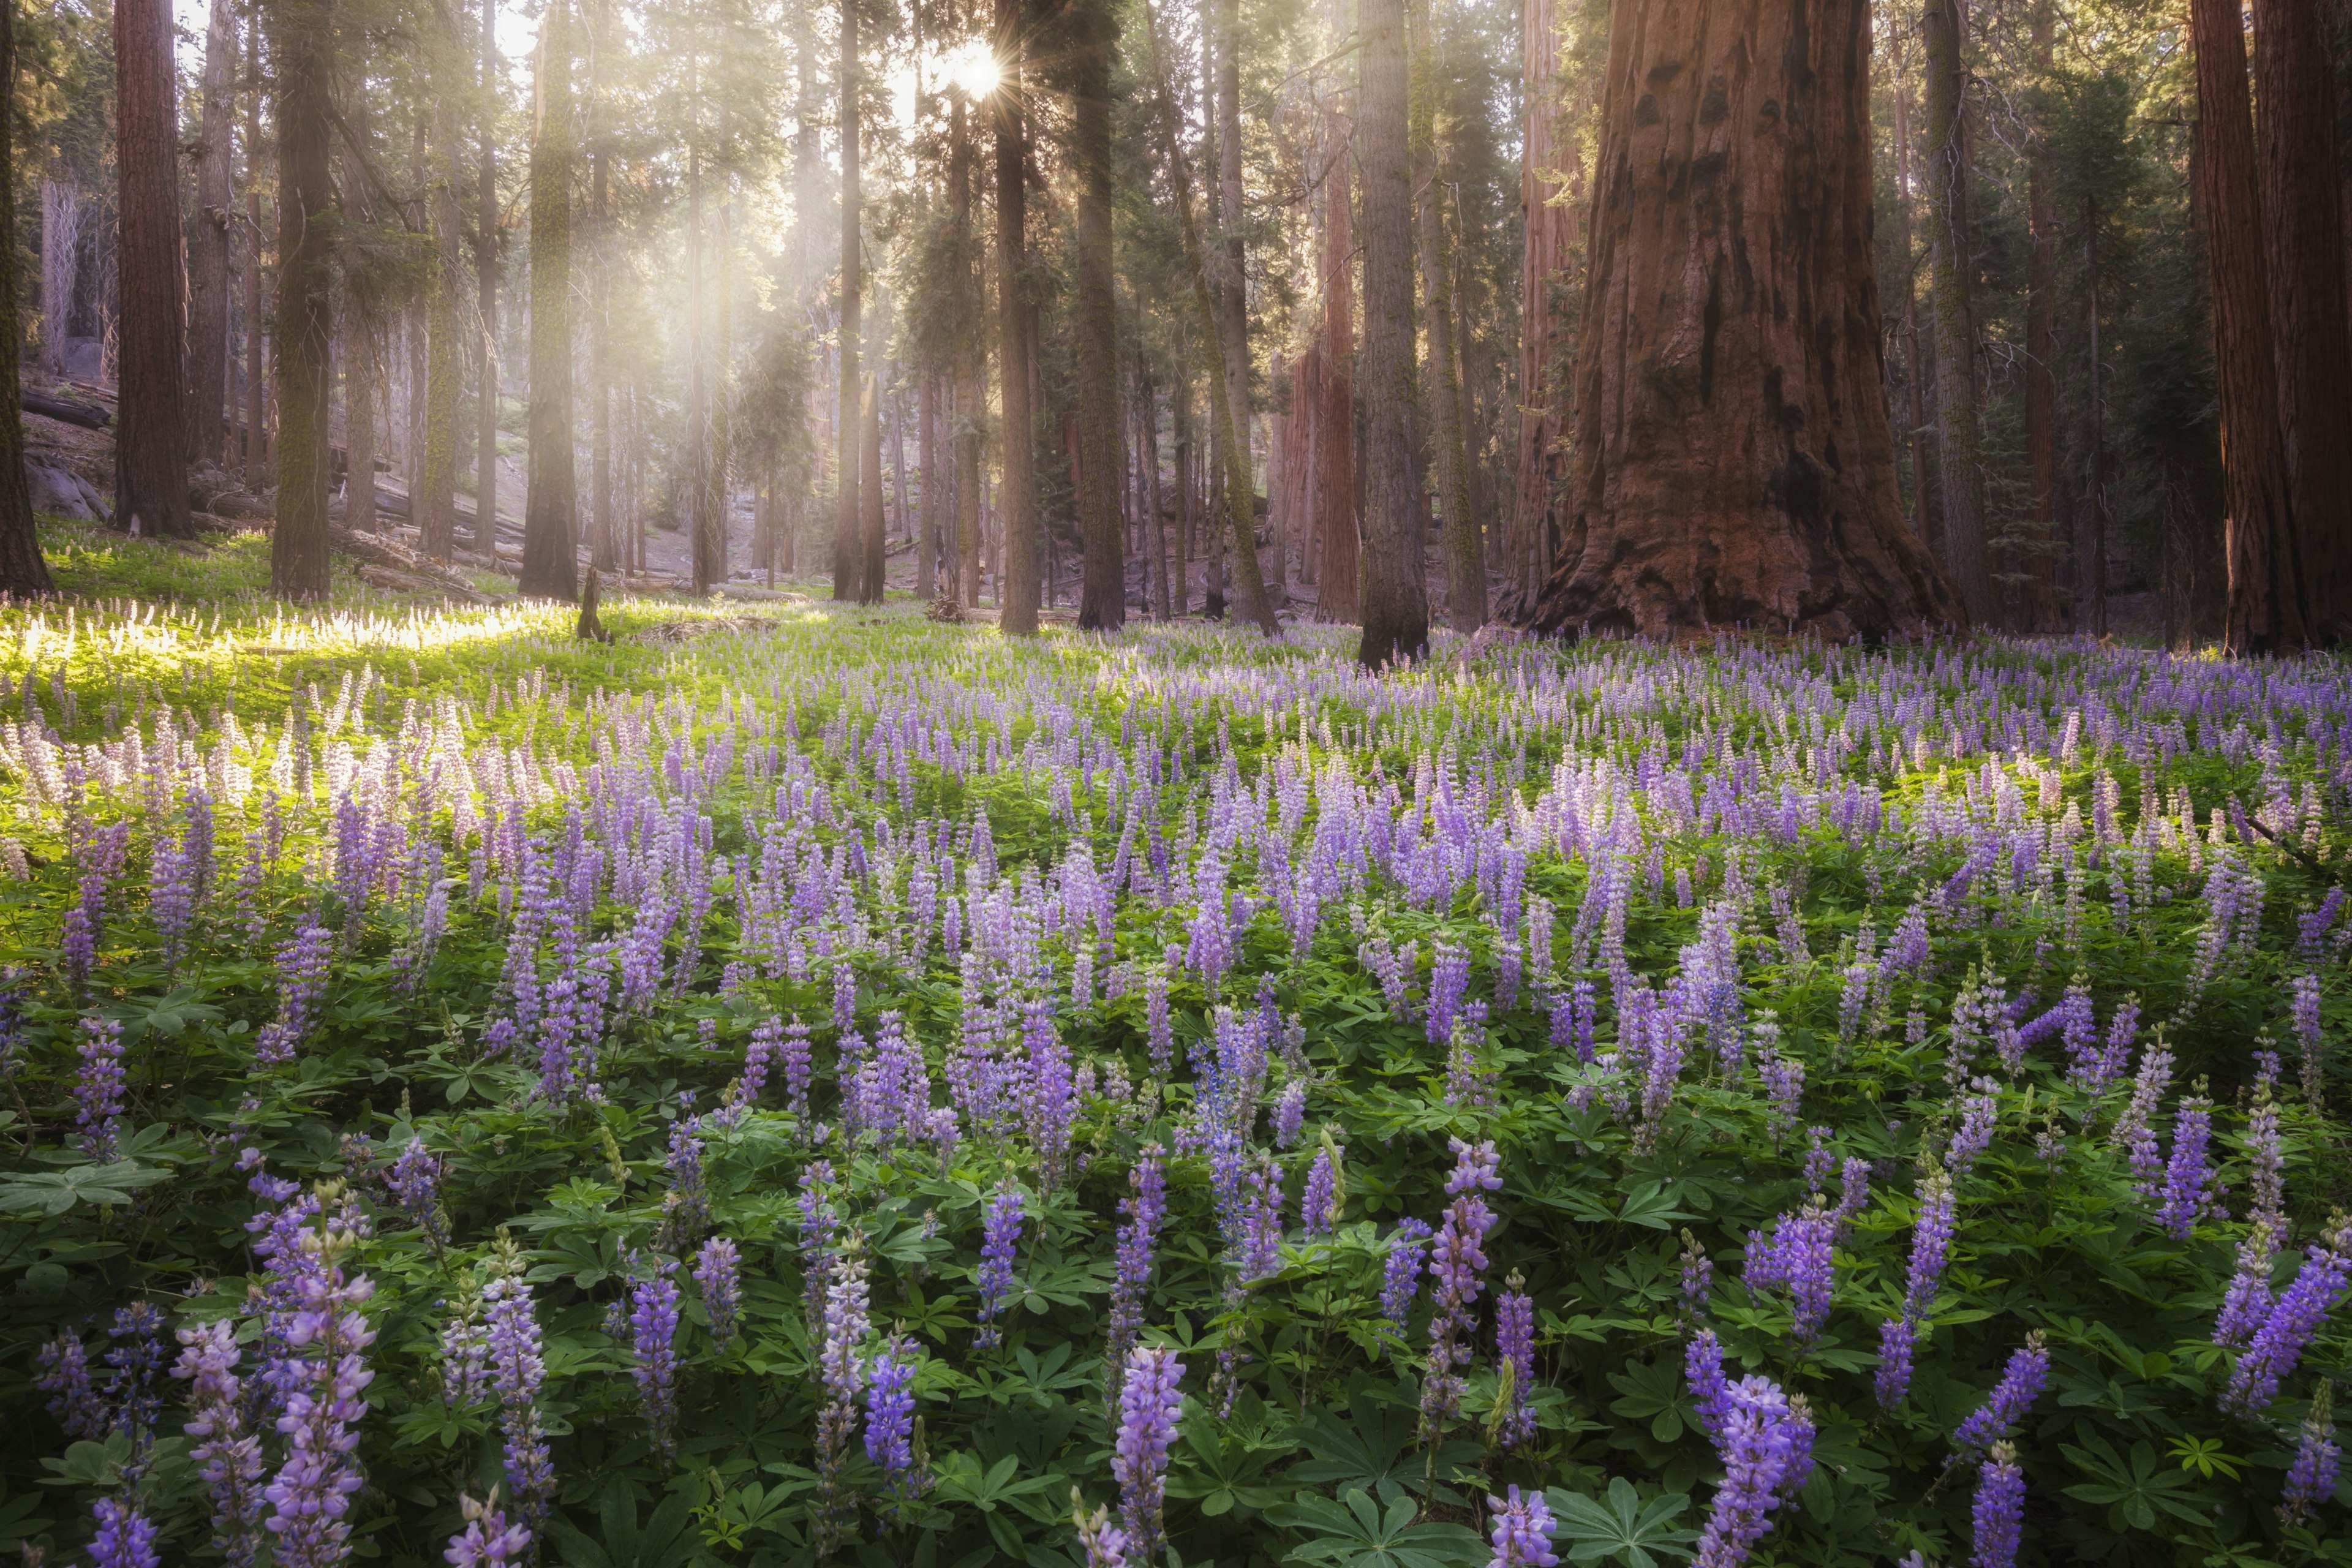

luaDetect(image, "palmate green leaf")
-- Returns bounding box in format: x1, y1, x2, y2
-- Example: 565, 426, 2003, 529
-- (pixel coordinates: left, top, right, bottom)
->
1545, 1479, 1697, 1568
0, 1160, 170, 1215
1269, 1487, 1485, 1568
2060, 1435, 2218, 1532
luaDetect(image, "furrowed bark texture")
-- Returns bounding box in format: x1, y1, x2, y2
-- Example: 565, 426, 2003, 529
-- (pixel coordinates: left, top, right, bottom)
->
475, 0, 499, 554
0, 0, 54, 594
1074, 0, 1125, 630
1411, 0, 1483, 631
189, 0, 236, 466
1356, 0, 1428, 665
2021, 0, 2060, 629
271, 0, 334, 599
997, 0, 1041, 635
1512, 0, 1577, 609
522, 0, 578, 601
835, 0, 864, 601
2252, 0, 2352, 638
114, 0, 192, 538
422, 168, 466, 560
2192, 0, 2305, 651
1316, 97, 1360, 624
1526, 0, 1959, 640
1919, 0, 1990, 623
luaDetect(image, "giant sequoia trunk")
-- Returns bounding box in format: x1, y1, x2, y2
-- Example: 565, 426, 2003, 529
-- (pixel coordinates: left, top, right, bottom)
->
1919, 0, 1991, 623
1073, 0, 1125, 630
114, 0, 192, 538
188, 0, 236, 466
997, 0, 1042, 634
1525, 0, 1958, 640
475, 0, 500, 554
1511, 0, 1577, 611
1356, 0, 1428, 665
1316, 92, 1360, 624
1411, 0, 1483, 631
271, 0, 334, 600
2192, 0, 2305, 650
0, 0, 54, 595
949, 99, 984, 608
521, 0, 578, 601
835, 0, 865, 601
2252, 0, 2352, 639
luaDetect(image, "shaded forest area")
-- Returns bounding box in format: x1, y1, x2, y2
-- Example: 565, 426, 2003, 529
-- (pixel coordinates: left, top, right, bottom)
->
1, 0, 2350, 650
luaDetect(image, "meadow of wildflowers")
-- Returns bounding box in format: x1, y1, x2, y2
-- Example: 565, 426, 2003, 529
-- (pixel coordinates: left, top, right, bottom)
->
0, 591, 2348, 1567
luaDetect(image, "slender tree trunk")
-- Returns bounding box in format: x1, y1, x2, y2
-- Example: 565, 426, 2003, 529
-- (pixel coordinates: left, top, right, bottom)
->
950, 101, 984, 607
1074, 0, 1125, 630
1527, 0, 1959, 638
2017, 0, 2060, 629
1411, 0, 1482, 631
710, 190, 735, 589
475, 0, 499, 553
423, 157, 466, 560
1142, 368, 1174, 617
522, 0, 578, 601
114, 0, 191, 537
2193, 0, 2305, 650
40, 173, 78, 379
270, 0, 333, 597
1510, 0, 1574, 609
1316, 108, 1360, 623
1890, 38, 1943, 555
863, 370, 886, 598
1355, 0, 1426, 663
997, 0, 1042, 632
687, 143, 714, 594
188, 0, 236, 466
0, 0, 53, 594
2082, 192, 2108, 633
589, 0, 616, 573
835, 0, 865, 601
244, 10, 268, 484
2253, 0, 2352, 639
1920, 0, 1992, 623
918, 374, 939, 597
1213, 0, 1252, 602
338, 80, 379, 535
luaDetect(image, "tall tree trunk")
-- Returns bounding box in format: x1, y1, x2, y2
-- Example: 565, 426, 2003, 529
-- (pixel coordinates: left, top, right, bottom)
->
244, 10, 268, 484
2081, 192, 2108, 633
2253, 0, 2352, 639
0, 0, 53, 594
114, 0, 191, 537
522, 0, 578, 601
475, 0, 499, 553
1356, 0, 1425, 663
835, 0, 865, 601
1074, 0, 1125, 630
1213, 0, 1252, 608
189, 0, 236, 466
950, 97, 984, 607
1411, 0, 1482, 631
918, 373, 939, 597
1316, 103, 1360, 624
589, 0, 616, 573
2019, 0, 2060, 629
422, 157, 466, 560
1890, 36, 1942, 555
687, 142, 713, 594
40, 173, 79, 379
708, 189, 734, 590
339, 80, 379, 535
997, 0, 1042, 633
1920, 0, 1992, 623
270, 0, 333, 598
2193, 0, 2306, 650
862, 371, 886, 598
1527, 0, 1958, 638
1510, 0, 1574, 609
1142, 368, 1174, 617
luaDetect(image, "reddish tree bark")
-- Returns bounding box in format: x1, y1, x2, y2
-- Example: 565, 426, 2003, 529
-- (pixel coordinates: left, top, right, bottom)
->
1315, 94, 1360, 624
0, 0, 55, 594
1526, 0, 1958, 639
2252, 0, 2352, 639
270, 0, 336, 600
113, 0, 192, 537
1357, 0, 1427, 665
1512, 0, 1578, 612
2192, 0, 2307, 651
1073, 0, 1125, 630
997, 0, 1041, 633
188, 0, 236, 467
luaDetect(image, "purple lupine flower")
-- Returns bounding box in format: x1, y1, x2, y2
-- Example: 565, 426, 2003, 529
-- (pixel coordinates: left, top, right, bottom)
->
2216, 1217, 2284, 1349
151, 790, 211, 970
86, 1497, 160, 1568
388, 1139, 448, 1246
695, 1237, 742, 1352
1114, 1346, 1184, 1559
1494, 1277, 1537, 1448
798, 1161, 839, 1322
1679, 1229, 1714, 1319
813, 1239, 872, 1555
440, 1297, 490, 1408
261, 1260, 377, 1568
1946, 1083, 1999, 1175
2292, 972, 2323, 1099
1428, 939, 1469, 1046
1023, 1000, 1075, 1180
104, 1301, 168, 1454
1238, 1156, 1286, 1282
443, 1494, 533, 1567
1692, 1374, 1814, 1568
2155, 1096, 2222, 1238
1425, 1166, 1499, 1428
655, 1116, 710, 1251
1272, 1079, 1308, 1148
1300, 1141, 1343, 1238
1970, 1442, 2025, 1568
976, 1187, 1025, 1347
1903, 1167, 1957, 1324
175, 1317, 266, 1567
737, 1015, 784, 1109
1485, 1485, 1560, 1567
36, 1331, 108, 1441
2225, 1223, 2352, 1415
1800, 1128, 1836, 1196
2247, 1053, 2285, 1227
1380, 1218, 1434, 1343
1757, 1044, 1804, 1140
2279, 1381, 2339, 1529
1743, 1204, 1836, 1343
2113, 1036, 2174, 1198
255, 922, 335, 1065
483, 1270, 553, 1523
1874, 1317, 1915, 1409
1952, 1334, 2049, 1455
628, 1261, 682, 1460
74, 1016, 128, 1162
781, 1019, 815, 1122
1687, 1330, 1735, 1439
1108, 1150, 1167, 1375
864, 1335, 919, 1491
1447, 1137, 1502, 1195
60, 819, 129, 990
1075, 1496, 1133, 1568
